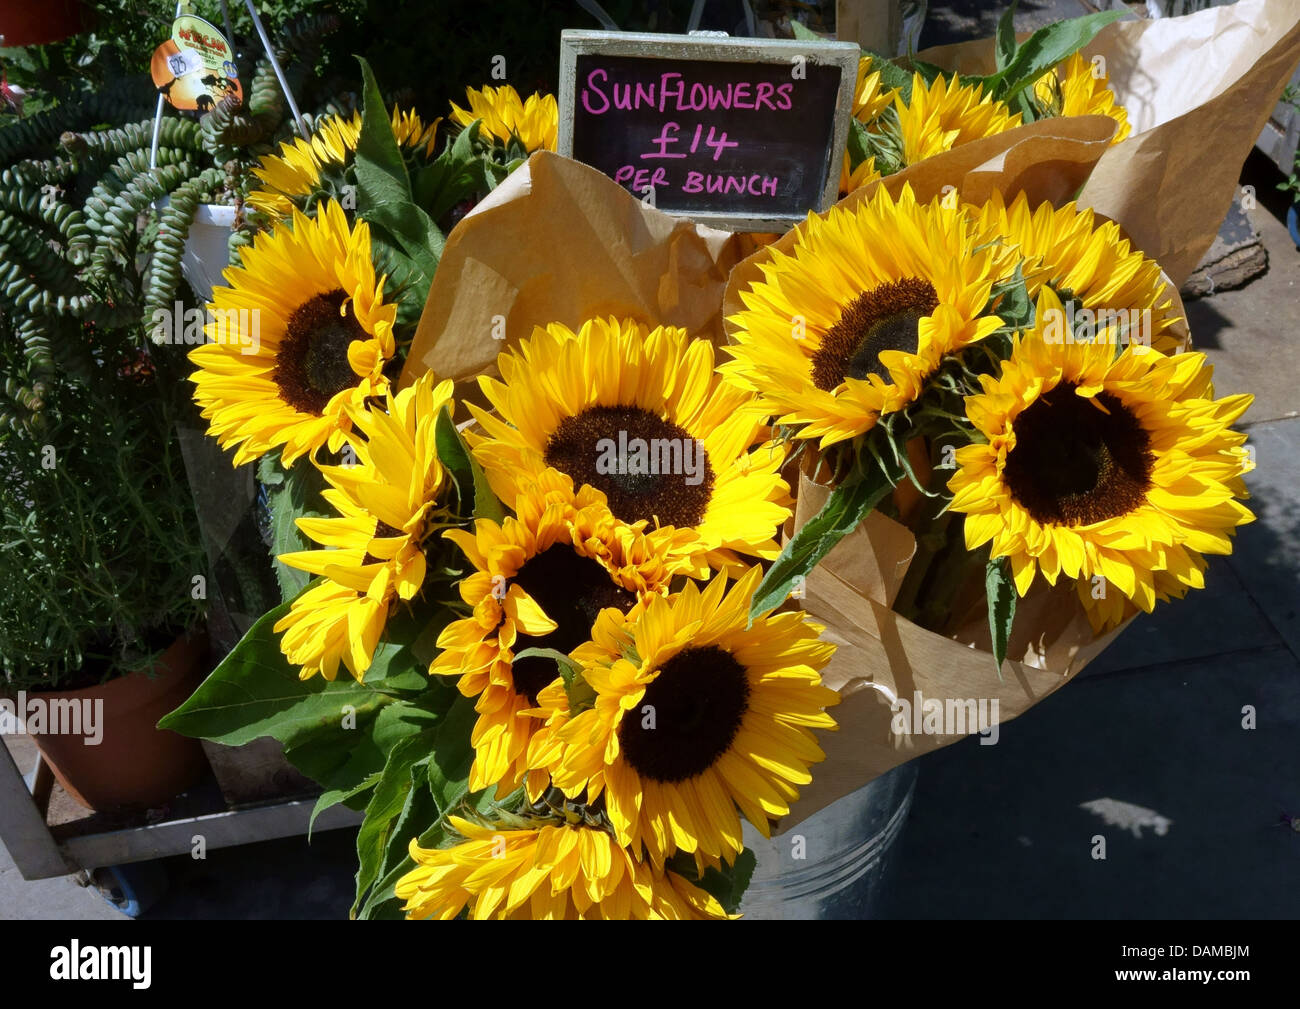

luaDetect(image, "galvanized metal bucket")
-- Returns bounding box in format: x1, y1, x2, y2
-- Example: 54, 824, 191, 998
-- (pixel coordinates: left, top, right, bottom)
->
739, 762, 918, 919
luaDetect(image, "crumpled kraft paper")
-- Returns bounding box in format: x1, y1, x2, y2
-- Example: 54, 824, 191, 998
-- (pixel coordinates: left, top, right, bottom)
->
776, 467, 1126, 832
400, 151, 749, 389
918, 0, 1300, 287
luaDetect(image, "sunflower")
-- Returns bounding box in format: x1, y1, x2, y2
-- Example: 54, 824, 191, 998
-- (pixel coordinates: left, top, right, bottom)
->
1035, 51, 1131, 144
396, 816, 730, 919
430, 468, 694, 797
247, 108, 440, 221
894, 72, 1021, 166
449, 84, 557, 153
722, 183, 1012, 448
852, 55, 893, 124
947, 287, 1254, 631
189, 200, 397, 467
1076, 558, 1210, 634
533, 567, 839, 869
839, 152, 881, 198
273, 372, 455, 681
968, 191, 1181, 353
467, 317, 792, 574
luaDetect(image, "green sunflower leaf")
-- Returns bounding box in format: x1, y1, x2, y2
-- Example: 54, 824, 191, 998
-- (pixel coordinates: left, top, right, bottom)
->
510, 647, 583, 686
846, 118, 874, 172
979, 10, 1125, 104
996, 0, 1020, 73
425, 694, 477, 812
160, 584, 459, 827
355, 858, 417, 920
411, 119, 503, 225
363, 606, 455, 695
258, 454, 328, 602
433, 404, 472, 510
368, 235, 434, 327
378, 761, 439, 877
989, 262, 1033, 333
906, 58, 946, 86
309, 771, 381, 838
749, 433, 902, 620
862, 48, 914, 102
433, 404, 505, 523
667, 847, 757, 915
352, 724, 441, 917
469, 459, 505, 523
354, 58, 444, 292
352, 695, 479, 917
354, 694, 480, 920
985, 554, 1017, 679
158, 594, 389, 745
512, 646, 595, 713
1014, 86, 1041, 124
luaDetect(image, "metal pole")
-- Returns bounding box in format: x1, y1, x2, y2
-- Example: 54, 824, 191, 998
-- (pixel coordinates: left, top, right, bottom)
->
0, 743, 69, 881
149, 2, 185, 172
241, 0, 309, 139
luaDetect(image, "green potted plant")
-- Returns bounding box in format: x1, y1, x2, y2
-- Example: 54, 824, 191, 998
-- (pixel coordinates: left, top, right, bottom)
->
0, 6, 470, 810
0, 12, 242, 810
0, 314, 211, 811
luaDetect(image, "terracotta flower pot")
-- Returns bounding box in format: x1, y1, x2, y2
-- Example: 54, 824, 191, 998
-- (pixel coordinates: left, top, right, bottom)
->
27, 631, 211, 812
0, 0, 87, 47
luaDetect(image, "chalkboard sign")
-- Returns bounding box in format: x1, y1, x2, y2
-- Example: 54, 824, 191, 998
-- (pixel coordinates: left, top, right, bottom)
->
558, 30, 859, 232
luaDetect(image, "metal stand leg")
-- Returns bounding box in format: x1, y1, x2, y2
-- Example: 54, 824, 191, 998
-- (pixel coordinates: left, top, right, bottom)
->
0, 742, 70, 880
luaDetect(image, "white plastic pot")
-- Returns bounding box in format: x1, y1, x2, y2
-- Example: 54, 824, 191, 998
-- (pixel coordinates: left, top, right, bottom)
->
154, 197, 237, 304
181, 203, 237, 303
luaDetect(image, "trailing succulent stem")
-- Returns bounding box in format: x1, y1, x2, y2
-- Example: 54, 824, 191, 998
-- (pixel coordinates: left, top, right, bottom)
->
0, 10, 352, 431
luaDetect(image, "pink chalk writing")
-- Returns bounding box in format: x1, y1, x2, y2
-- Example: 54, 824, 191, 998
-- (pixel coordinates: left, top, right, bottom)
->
580, 69, 796, 115
641, 121, 688, 159
682, 171, 779, 197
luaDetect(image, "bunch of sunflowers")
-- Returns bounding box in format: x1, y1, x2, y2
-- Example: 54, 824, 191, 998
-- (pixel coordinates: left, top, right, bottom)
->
726, 184, 1251, 647
167, 15, 1255, 920
841, 50, 1129, 187
835, 20, 1130, 197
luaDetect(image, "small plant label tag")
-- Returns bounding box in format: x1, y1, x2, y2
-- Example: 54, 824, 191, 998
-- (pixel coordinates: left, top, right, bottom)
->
150, 14, 242, 113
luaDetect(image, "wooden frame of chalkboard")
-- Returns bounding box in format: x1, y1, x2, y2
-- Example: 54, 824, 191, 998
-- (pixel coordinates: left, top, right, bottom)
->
558, 29, 859, 233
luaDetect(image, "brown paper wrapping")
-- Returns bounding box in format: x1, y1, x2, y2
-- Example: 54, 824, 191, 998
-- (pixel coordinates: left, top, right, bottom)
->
777, 469, 1126, 832
918, 0, 1300, 287
400, 151, 749, 389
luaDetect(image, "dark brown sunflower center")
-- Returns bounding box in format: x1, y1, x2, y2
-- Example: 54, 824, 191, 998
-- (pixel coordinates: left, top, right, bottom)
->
272, 289, 366, 415
509, 545, 637, 703
810, 277, 939, 391
1003, 383, 1154, 527
618, 645, 750, 783
543, 405, 714, 528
